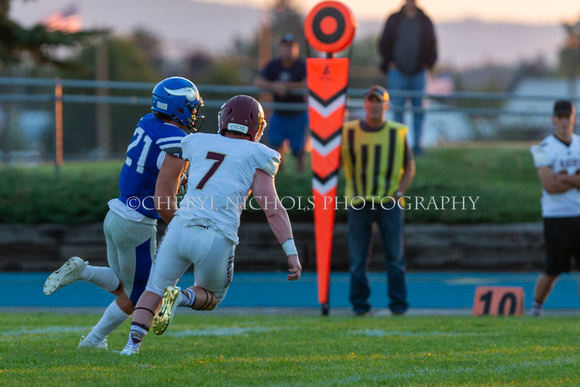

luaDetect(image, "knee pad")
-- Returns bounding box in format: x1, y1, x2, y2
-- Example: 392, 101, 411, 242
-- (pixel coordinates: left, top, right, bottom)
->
192, 287, 219, 311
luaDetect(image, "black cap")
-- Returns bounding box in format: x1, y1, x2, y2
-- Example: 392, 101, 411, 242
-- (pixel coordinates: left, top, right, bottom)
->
280, 33, 296, 44
364, 85, 389, 102
554, 100, 573, 115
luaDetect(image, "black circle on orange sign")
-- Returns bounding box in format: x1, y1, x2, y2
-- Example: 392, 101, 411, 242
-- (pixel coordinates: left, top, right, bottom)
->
312, 8, 345, 45
304, 1, 356, 53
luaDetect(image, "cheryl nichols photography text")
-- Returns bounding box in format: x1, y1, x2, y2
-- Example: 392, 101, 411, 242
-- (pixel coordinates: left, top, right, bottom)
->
127, 195, 480, 212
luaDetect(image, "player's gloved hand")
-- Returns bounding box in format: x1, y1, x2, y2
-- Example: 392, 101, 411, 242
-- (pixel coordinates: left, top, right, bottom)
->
179, 172, 188, 186
178, 173, 188, 195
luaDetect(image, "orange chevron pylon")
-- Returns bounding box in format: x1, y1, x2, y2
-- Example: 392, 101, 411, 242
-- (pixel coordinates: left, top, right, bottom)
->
305, 1, 357, 315
307, 57, 349, 312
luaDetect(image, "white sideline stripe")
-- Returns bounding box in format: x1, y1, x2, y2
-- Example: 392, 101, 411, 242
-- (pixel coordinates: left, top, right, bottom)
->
351, 329, 480, 337
167, 327, 274, 337
308, 95, 346, 118
2, 326, 88, 337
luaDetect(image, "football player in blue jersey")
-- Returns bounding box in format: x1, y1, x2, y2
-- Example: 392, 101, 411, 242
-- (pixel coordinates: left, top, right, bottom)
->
43, 77, 204, 349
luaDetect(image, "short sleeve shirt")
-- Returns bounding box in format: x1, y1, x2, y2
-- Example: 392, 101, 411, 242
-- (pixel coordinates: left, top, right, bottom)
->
530, 134, 580, 217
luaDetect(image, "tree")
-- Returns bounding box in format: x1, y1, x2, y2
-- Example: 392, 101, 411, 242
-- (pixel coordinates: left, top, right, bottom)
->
51, 36, 161, 157
347, 35, 384, 89
173, 51, 214, 84
270, 0, 305, 48
557, 20, 580, 96
230, 0, 305, 70
131, 28, 164, 75
57, 36, 159, 82
0, 0, 107, 69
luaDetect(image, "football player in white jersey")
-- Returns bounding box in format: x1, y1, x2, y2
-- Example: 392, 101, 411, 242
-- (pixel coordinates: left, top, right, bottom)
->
119, 95, 302, 355
529, 100, 580, 316
43, 77, 203, 349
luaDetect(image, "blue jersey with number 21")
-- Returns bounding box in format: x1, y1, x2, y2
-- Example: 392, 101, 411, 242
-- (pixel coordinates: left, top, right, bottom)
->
118, 113, 186, 219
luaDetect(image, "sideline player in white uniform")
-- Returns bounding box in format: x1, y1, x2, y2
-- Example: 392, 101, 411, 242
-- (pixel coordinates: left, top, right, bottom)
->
43, 77, 204, 348
530, 100, 580, 316
119, 95, 302, 355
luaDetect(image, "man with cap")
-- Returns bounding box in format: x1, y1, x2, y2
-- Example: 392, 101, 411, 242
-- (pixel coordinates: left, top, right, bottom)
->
341, 85, 416, 316
530, 100, 580, 316
254, 33, 308, 173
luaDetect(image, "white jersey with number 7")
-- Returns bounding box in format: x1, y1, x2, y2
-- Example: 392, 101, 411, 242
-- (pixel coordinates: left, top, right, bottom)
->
176, 132, 281, 244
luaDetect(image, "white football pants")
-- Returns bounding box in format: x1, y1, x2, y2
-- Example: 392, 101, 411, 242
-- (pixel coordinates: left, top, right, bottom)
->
146, 216, 235, 303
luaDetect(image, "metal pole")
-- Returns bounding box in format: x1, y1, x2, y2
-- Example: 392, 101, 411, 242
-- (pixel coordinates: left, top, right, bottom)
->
258, 6, 273, 115
54, 78, 63, 173
96, 38, 111, 158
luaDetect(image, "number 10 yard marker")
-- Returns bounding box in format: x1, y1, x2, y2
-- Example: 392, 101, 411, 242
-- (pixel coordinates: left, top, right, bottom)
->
473, 286, 525, 316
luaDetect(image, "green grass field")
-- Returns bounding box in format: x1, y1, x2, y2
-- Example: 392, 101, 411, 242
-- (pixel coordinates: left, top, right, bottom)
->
2, 313, 579, 386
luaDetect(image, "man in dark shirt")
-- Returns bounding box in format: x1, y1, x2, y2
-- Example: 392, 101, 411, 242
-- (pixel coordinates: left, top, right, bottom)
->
378, 0, 437, 156
255, 33, 308, 172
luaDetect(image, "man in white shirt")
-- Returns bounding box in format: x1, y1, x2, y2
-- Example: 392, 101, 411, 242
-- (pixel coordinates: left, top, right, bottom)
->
529, 100, 580, 316
119, 95, 302, 355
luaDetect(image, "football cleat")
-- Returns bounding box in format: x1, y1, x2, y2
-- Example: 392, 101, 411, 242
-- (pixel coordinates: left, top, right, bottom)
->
153, 285, 182, 335
43, 256, 86, 295
78, 336, 108, 350
118, 346, 139, 356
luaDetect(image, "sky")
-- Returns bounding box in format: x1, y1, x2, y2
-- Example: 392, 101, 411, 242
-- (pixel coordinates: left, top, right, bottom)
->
7, 0, 577, 69
193, 0, 580, 25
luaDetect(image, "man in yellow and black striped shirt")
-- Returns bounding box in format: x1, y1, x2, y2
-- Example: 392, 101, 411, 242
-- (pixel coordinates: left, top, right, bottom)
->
341, 85, 415, 316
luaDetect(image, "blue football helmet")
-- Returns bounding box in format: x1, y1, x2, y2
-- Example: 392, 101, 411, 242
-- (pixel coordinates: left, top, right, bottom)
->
151, 76, 204, 131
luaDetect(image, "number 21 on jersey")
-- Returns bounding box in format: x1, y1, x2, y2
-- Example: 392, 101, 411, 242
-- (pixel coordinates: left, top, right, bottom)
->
125, 127, 152, 174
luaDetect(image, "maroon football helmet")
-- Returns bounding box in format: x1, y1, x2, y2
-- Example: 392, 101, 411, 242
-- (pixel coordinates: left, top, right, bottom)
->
218, 95, 267, 142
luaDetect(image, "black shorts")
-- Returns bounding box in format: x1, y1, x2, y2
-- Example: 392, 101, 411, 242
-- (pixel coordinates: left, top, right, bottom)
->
543, 216, 580, 276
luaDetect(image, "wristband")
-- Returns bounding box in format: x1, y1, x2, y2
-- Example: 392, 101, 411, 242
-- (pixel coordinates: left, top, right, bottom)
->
282, 238, 298, 256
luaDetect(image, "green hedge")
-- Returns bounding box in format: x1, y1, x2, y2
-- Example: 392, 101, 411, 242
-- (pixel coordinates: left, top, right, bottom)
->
0, 143, 543, 225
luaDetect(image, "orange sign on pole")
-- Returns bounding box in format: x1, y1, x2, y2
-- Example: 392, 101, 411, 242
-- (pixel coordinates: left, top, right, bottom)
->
54, 78, 63, 172
305, 1, 356, 315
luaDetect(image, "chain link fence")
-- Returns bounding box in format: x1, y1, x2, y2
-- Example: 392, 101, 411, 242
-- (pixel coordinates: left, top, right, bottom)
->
1, 77, 578, 166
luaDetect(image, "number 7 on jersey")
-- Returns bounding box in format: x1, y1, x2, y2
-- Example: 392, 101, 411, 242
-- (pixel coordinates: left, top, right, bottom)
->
195, 151, 226, 190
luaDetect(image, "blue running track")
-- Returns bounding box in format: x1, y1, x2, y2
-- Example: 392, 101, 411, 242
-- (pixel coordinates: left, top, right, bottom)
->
2, 272, 579, 312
